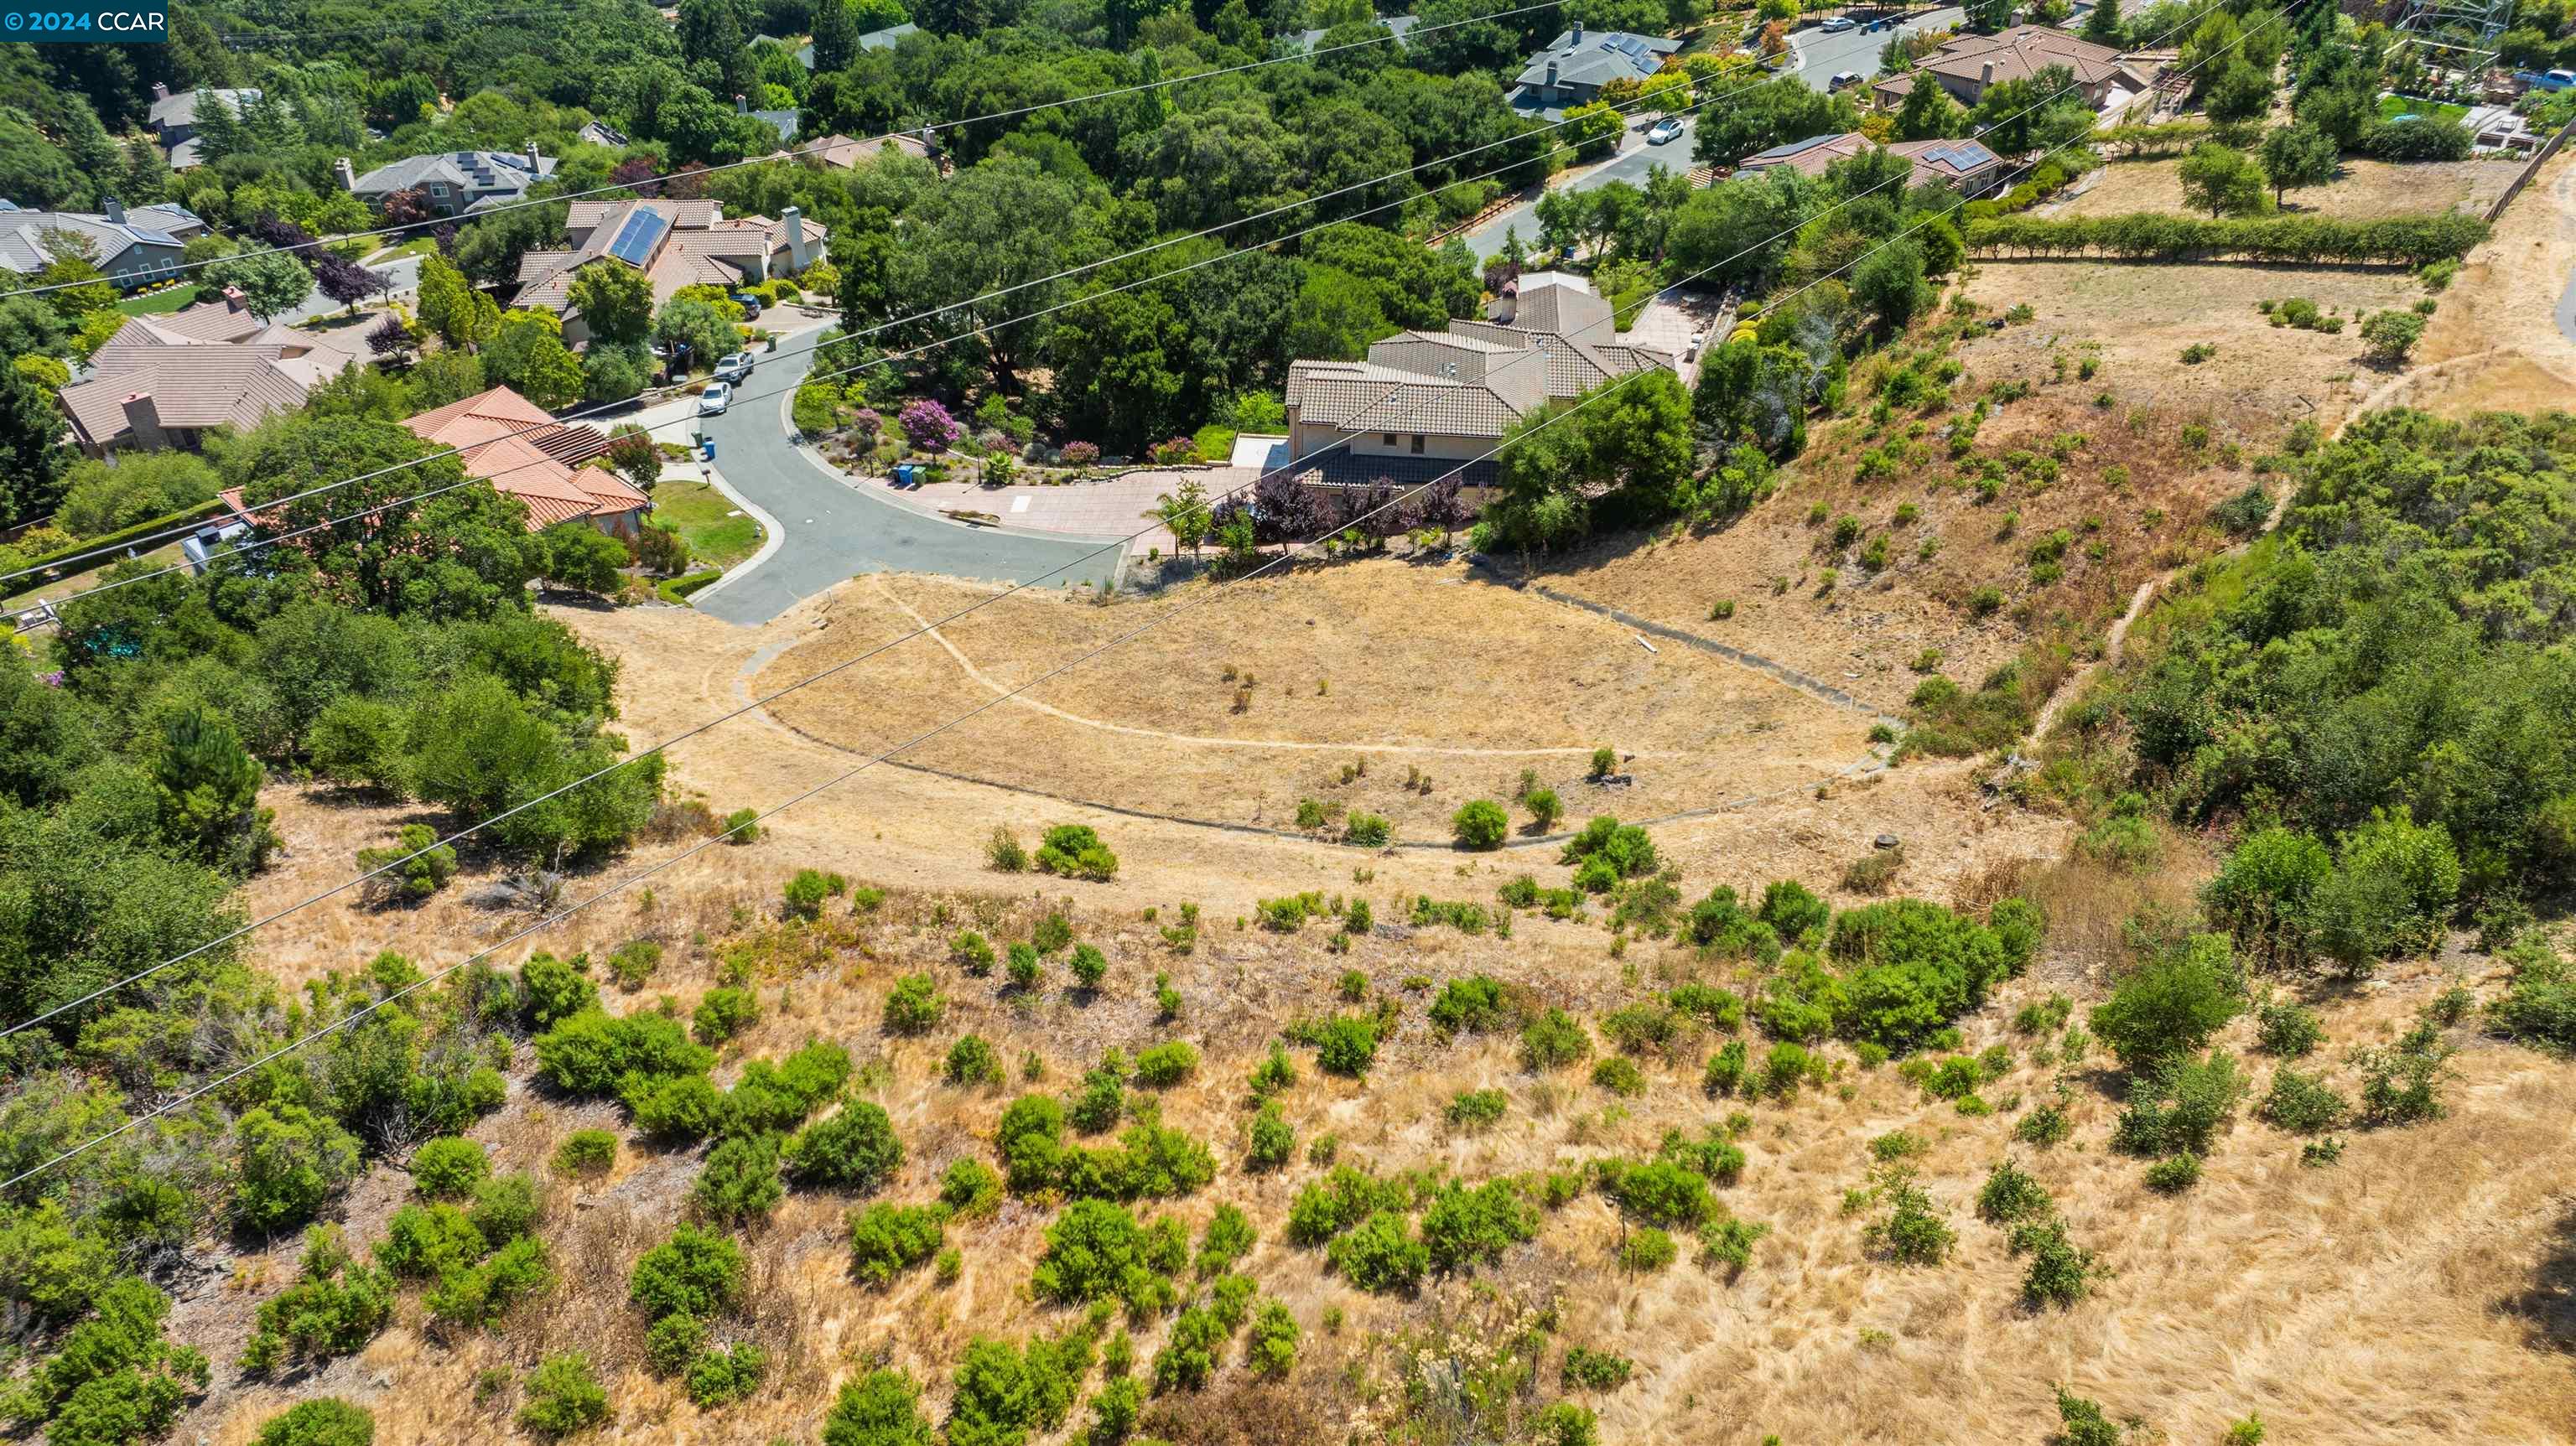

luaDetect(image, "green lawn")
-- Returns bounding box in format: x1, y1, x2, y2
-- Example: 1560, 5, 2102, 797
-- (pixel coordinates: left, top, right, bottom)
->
117, 284, 205, 315
2377, 95, 2470, 124
649, 479, 762, 570
366, 236, 439, 263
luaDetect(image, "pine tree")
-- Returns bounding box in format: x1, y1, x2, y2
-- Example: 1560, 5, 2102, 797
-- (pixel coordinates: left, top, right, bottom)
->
810, 0, 860, 73
0, 367, 71, 529
2081, 0, 2123, 46
154, 703, 277, 871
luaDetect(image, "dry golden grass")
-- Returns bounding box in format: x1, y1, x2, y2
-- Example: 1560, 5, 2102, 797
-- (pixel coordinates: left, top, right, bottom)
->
184, 861, 2576, 1446
2054, 154, 2516, 223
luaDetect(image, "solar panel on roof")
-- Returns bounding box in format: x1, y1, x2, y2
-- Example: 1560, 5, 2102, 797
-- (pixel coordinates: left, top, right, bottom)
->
607, 209, 669, 266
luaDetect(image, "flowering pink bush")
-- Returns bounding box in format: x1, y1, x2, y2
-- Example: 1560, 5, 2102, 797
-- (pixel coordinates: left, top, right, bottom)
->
851, 407, 882, 438
899, 399, 959, 452
1148, 437, 1197, 465
1061, 441, 1100, 466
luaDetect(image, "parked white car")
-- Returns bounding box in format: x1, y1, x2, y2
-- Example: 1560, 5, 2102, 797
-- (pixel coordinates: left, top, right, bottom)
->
714, 351, 756, 383
698, 382, 733, 416
1829, 70, 1863, 90
1646, 117, 1685, 145
1819, 15, 1856, 31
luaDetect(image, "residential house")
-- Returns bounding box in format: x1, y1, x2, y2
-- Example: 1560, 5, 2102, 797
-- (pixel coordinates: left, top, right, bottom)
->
512, 198, 825, 345
736, 93, 801, 148
145, 81, 262, 169
1511, 24, 1680, 109
58, 295, 375, 455
1292, 13, 1417, 51
1280, 272, 1677, 487
340, 148, 558, 217
1870, 25, 2157, 114
1733, 132, 2008, 196
806, 132, 935, 169
0, 198, 205, 288
215, 385, 644, 539
792, 21, 920, 66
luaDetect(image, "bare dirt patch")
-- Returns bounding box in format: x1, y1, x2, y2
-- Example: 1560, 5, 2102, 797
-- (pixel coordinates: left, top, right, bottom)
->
748, 558, 1875, 841
2404, 146, 2576, 410
2055, 154, 2517, 221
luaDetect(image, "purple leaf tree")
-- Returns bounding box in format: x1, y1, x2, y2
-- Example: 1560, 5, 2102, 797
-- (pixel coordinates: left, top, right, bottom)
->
899, 399, 960, 453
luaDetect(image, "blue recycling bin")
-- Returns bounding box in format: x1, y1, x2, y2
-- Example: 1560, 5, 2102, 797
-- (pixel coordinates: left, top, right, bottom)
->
700, 439, 716, 464
894, 463, 916, 487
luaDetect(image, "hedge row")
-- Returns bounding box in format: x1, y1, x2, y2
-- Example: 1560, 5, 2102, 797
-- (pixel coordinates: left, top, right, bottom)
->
1963, 210, 2489, 267
0, 498, 229, 601
658, 569, 724, 604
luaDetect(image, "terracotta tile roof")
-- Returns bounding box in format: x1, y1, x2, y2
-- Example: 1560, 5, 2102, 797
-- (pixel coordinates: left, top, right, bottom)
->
519, 200, 818, 311
60, 319, 372, 449
402, 385, 633, 531
1910, 24, 2148, 92
1736, 132, 2003, 189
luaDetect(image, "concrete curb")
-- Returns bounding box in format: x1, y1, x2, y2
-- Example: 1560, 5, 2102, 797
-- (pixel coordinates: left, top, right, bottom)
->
681, 464, 787, 613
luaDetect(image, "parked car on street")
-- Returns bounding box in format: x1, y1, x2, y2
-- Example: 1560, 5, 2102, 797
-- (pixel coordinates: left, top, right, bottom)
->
714, 351, 756, 383
728, 291, 763, 319
699, 382, 733, 416
1646, 117, 1685, 145
1819, 15, 1856, 31
1830, 70, 1862, 90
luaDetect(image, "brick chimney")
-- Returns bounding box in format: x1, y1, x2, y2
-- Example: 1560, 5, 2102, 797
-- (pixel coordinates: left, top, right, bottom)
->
1981, 60, 1996, 84
103, 196, 126, 225
335, 156, 356, 191
221, 284, 247, 314
782, 205, 808, 272
121, 391, 167, 449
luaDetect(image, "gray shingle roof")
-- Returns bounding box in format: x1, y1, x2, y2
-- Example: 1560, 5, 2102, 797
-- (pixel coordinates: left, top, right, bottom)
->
349, 150, 557, 202
1514, 29, 1680, 91
0, 202, 204, 272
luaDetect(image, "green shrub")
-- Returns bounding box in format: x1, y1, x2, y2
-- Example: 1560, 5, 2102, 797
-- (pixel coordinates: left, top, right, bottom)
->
684, 1342, 766, 1408
552, 1129, 617, 1179
1031, 913, 1074, 954
631, 1072, 724, 1142
2012, 1217, 2097, 1309
689, 1134, 784, 1225
1428, 974, 1515, 1035
646, 1311, 709, 1376
1314, 1014, 1379, 1077
410, 1138, 490, 1200
1030, 1199, 1186, 1313
1450, 799, 1509, 850
693, 987, 761, 1047
2016, 1102, 2071, 1148
1862, 1167, 1953, 1265
1035, 824, 1119, 880
785, 1101, 903, 1189
2353, 1020, 2456, 1126
253, 1398, 374, 1446
952, 930, 997, 975
848, 1203, 949, 1286
606, 940, 662, 990
1698, 1215, 1770, 1274
2056, 1387, 2122, 1446
2256, 1067, 2350, 1134
1344, 812, 1392, 847
1445, 1089, 1508, 1131
1618, 1226, 1677, 1272
821, 1370, 932, 1446
883, 973, 944, 1034
1420, 1179, 1536, 1271
1196, 1203, 1256, 1278
242, 1227, 392, 1372
2089, 935, 2243, 1074
1069, 943, 1109, 991
1591, 1057, 1647, 1096
518, 1353, 608, 1438
356, 823, 457, 905
1609, 1158, 1711, 1227
1326, 1210, 1429, 1293
1974, 1159, 2051, 1225
1246, 1101, 1296, 1171
629, 1225, 744, 1322
988, 829, 1029, 872
945, 1034, 1004, 1088
2112, 1051, 2248, 1157
1133, 1041, 1200, 1087
1286, 1165, 1406, 1245
1702, 1039, 1748, 1096
2143, 1153, 2202, 1192
782, 868, 844, 920
1007, 942, 1042, 991
1246, 1299, 1300, 1376
942, 1159, 1002, 1217
1519, 1008, 1592, 1070
375, 1204, 485, 1280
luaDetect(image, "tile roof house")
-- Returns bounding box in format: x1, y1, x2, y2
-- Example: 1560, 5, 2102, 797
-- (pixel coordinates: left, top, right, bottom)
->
1734, 132, 2008, 195
512, 198, 825, 346
1870, 25, 2156, 113
1512, 23, 1681, 108
341, 148, 559, 218
1281, 273, 1677, 487
0, 198, 205, 289
215, 385, 643, 538
59, 298, 376, 456
145, 82, 262, 169
806, 132, 935, 168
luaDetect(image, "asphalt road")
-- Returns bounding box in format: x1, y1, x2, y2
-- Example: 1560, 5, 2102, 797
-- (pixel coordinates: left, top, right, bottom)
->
1787, 8, 1966, 93
276, 253, 423, 328
690, 348, 1127, 627
1460, 117, 1701, 260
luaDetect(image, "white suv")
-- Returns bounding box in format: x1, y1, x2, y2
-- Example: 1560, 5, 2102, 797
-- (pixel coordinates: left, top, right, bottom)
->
698, 382, 733, 416
714, 351, 756, 383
